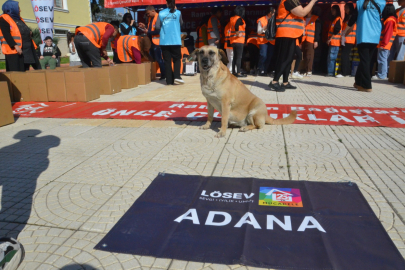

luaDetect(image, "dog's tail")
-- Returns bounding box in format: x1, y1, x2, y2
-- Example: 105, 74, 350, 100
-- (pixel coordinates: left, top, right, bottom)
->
265, 110, 297, 125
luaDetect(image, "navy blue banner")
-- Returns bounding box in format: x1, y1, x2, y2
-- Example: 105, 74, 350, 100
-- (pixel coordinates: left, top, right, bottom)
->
95, 174, 405, 270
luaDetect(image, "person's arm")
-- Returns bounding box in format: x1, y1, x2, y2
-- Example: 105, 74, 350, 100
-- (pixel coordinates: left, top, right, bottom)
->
101, 24, 115, 61
211, 17, 221, 40
0, 18, 17, 49
202, 25, 208, 45
257, 21, 263, 34
155, 16, 161, 31
346, 8, 358, 33
380, 20, 395, 47
148, 18, 160, 35
289, 0, 317, 17
131, 46, 142, 64
179, 13, 184, 27
235, 18, 243, 32
333, 19, 341, 35
120, 24, 135, 35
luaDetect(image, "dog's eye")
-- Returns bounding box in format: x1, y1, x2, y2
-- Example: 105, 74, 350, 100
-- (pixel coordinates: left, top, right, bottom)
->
209, 51, 215, 55
199, 51, 204, 55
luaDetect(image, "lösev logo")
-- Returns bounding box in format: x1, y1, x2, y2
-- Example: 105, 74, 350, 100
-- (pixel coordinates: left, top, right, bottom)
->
259, 187, 303, 207
200, 190, 255, 204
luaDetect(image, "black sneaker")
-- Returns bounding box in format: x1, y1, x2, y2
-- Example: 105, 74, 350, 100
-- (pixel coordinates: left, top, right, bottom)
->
159, 77, 166, 80
282, 82, 297, 90
259, 71, 267, 77
268, 82, 285, 92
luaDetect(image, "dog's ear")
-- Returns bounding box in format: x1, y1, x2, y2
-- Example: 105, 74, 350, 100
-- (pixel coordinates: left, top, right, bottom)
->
218, 49, 229, 66
187, 49, 199, 62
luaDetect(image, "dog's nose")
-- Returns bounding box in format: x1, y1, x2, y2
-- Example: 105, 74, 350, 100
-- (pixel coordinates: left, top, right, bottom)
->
202, 58, 208, 64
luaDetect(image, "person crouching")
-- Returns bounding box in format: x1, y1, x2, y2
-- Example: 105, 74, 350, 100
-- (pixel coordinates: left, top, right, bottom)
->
116, 35, 152, 64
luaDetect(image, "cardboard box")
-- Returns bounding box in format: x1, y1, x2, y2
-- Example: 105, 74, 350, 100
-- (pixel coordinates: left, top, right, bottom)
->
389, 61, 405, 83
0, 81, 14, 127
46, 70, 67, 102
98, 66, 122, 95
151, 61, 157, 80
117, 64, 139, 89
26, 72, 48, 101
65, 69, 100, 102
0, 72, 14, 100
136, 63, 151, 85
10, 72, 30, 102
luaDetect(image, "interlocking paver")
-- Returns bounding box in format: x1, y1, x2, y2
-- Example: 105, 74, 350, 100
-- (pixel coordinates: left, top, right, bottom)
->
1, 74, 405, 269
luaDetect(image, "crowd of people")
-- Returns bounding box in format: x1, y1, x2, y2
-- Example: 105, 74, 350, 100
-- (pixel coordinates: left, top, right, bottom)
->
2, 0, 405, 93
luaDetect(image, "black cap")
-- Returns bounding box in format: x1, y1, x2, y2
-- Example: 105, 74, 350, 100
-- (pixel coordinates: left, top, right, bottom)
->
44, 36, 53, 41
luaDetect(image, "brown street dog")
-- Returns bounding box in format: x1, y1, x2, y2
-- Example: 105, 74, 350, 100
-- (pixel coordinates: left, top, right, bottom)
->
188, 46, 297, 138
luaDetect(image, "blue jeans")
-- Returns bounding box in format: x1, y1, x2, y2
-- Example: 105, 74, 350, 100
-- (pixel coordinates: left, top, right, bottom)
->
389, 35, 405, 62
377, 48, 390, 79
258, 43, 274, 72
150, 44, 166, 78
327, 46, 339, 75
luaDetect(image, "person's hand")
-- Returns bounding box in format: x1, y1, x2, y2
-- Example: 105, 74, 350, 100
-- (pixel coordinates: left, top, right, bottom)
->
215, 40, 219, 44
40, 56, 44, 60
327, 39, 331, 45
107, 58, 114, 66
15, 45, 22, 55
52, 55, 56, 59
131, 20, 135, 26
238, 32, 243, 37
139, 22, 146, 28
102, 50, 108, 57
314, 42, 318, 49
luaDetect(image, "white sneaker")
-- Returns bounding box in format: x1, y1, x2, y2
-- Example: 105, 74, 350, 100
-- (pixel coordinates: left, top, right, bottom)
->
371, 75, 379, 80
335, 74, 344, 78
292, 71, 303, 79
174, 78, 185, 84
306, 72, 312, 77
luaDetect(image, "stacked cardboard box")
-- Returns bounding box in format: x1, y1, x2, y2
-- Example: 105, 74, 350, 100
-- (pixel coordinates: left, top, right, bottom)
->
136, 62, 151, 85
98, 66, 122, 95
118, 64, 139, 89
65, 69, 100, 102
46, 70, 68, 102
0, 81, 14, 127
389, 61, 405, 83
151, 61, 157, 80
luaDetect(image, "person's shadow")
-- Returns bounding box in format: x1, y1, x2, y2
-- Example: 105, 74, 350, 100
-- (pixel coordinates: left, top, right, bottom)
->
0, 129, 60, 238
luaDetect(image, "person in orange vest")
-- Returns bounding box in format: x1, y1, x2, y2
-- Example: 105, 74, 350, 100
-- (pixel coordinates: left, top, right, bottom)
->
268, 0, 317, 91
224, 19, 233, 72
0, 1, 40, 71
195, 15, 210, 49
326, 5, 342, 77
139, 6, 166, 80
389, 0, 405, 62
74, 22, 119, 67
292, 37, 304, 78
207, 7, 223, 47
246, 30, 260, 74
374, 4, 398, 79
301, 7, 320, 77
230, 6, 247, 78
257, 7, 276, 76
116, 35, 152, 64
109, 20, 121, 64
338, 3, 356, 78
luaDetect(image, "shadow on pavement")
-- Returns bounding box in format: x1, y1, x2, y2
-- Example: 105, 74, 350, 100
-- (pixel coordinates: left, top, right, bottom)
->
0, 130, 60, 238
60, 264, 97, 270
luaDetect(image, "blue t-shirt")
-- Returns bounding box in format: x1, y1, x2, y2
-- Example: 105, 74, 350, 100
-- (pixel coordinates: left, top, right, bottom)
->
356, 0, 385, 44
159, 8, 182, 46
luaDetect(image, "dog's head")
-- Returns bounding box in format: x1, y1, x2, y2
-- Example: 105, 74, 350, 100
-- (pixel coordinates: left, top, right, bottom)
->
188, 46, 229, 71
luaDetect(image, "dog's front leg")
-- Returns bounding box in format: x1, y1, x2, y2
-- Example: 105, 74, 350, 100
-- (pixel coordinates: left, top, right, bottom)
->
215, 102, 230, 138
200, 102, 214, 130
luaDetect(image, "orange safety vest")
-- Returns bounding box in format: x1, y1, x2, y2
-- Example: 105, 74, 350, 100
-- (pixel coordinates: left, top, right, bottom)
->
303, 15, 318, 43
247, 33, 260, 48
76, 22, 109, 48
328, 17, 342, 46
207, 15, 222, 44
111, 33, 121, 50
230, 16, 246, 44
342, 21, 356, 44
378, 17, 398, 50
148, 13, 160, 45
224, 22, 232, 49
276, 0, 305, 38
257, 16, 269, 45
117, 35, 141, 62
396, 8, 405, 37
195, 24, 207, 48
0, 14, 37, 55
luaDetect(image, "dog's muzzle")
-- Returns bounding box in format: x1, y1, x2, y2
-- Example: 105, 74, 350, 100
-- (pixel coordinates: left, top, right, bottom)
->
201, 57, 211, 70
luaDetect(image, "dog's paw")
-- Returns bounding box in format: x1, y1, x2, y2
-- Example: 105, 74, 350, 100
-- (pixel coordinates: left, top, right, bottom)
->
200, 124, 211, 130
239, 127, 249, 132
215, 131, 226, 138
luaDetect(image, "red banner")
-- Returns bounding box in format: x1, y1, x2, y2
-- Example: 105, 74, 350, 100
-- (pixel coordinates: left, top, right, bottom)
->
12, 102, 405, 128
105, 0, 246, 8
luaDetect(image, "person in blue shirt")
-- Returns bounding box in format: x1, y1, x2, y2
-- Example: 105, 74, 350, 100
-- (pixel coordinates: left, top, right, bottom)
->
155, 0, 184, 85
120, 13, 137, 36
346, 0, 385, 92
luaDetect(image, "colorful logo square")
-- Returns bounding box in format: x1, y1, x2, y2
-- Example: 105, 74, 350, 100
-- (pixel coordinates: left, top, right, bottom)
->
259, 187, 303, 207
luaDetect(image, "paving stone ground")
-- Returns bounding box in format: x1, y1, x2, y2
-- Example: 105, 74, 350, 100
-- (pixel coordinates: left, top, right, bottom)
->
1, 74, 405, 269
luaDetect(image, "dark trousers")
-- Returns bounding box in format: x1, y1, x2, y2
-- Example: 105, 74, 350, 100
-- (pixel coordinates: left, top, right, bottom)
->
273, 37, 296, 83
247, 43, 260, 71
258, 42, 274, 72
150, 44, 166, 78
74, 34, 102, 68
341, 43, 354, 76
232, 43, 244, 74
302, 41, 315, 73
294, 45, 302, 72
355, 43, 377, 89
6, 54, 25, 71
161, 45, 181, 85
